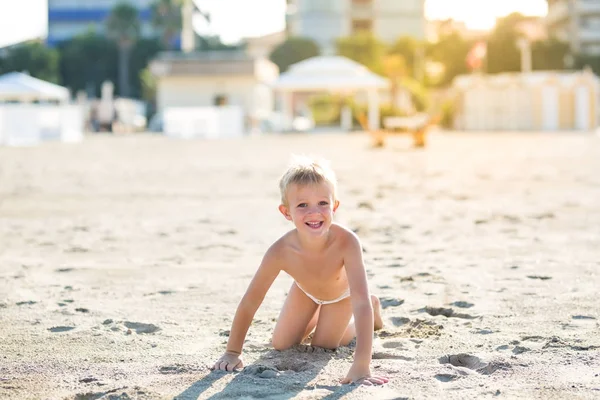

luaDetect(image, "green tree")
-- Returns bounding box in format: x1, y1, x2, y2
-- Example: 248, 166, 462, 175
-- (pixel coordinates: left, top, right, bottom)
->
485, 13, 526, 73
388, 36, 422, 79
269, 37, 320, 73
381, 54, 407, 108
58, 31, 119, 97
532, 37, 569, 70
105, 2, 141, 97
427, 31, 473, 86
335, 33, 386, 74
0, 41, 60, 83
129, 37, 163, 98
151, 0, 182, 49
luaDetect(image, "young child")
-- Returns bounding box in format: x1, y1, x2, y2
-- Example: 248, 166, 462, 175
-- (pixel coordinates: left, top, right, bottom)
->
212, 155, 387, 386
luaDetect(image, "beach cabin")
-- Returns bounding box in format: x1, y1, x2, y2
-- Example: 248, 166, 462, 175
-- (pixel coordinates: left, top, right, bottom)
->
149, 51, 279, 138
451, 70, 599, 132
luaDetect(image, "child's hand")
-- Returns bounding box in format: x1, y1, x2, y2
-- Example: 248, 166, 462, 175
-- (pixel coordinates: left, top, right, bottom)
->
212, 351, 244, 372
341, 363, 388, 386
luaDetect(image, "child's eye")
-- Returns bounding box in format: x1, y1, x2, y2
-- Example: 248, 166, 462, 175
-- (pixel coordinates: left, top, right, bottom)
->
319, 201, 329, 206
297, 203, 307, 208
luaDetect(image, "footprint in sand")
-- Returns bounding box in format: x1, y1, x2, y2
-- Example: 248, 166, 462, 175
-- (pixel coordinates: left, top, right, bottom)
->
196, 244, 241, 252
422, 307, 476, 320
390, 317, 410, 326
48, 326, 75, 333
527, 275, 552, 280
357, 201, 375, 210
439, 354, 508, 375
450, 301, 474, 309
275, 359, 311, 372
372, 351, 413, 361
123, 322, 160, 334
242, 364, 280, 378
381, 341, 406, 349
65, 246, 89, 253
380, 298, 404, 309
16, 301, 37, 306
572, 315, 596, 320
435, 373, 461, 382
159, 364, 202, 374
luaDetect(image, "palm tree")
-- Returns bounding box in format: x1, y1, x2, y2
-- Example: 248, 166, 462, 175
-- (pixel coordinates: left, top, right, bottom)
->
105, 2, 140, 98
151, 0, 210, 51
151, 0, 181, 49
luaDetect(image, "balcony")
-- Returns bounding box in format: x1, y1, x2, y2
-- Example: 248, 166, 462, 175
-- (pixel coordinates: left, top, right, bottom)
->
579, 27, 600, 42
577, 0, 600, 15
545, 0, 570, 25
350, 0, 374, 19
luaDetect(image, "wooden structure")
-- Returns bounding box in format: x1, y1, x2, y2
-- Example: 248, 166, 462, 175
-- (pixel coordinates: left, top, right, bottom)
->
452, 70, 599, 132
357, 112, 437, 148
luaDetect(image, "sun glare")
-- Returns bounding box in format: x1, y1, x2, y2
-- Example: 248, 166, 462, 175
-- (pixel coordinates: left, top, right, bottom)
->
425, 0, 548, 30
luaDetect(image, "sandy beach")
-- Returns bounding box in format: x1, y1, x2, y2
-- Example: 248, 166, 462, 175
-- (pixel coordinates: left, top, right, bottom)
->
1, 131, 599, 399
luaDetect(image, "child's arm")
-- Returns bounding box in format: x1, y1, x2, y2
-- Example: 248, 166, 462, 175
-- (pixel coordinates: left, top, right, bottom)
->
213, 245, 282, 371
341, 233, 386, 385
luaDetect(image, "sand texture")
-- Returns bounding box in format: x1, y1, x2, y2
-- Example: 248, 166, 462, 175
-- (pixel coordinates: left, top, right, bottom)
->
1, 132, 599, 399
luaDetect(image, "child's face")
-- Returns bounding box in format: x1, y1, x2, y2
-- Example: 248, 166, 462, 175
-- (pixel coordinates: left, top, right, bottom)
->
279, 182, 339, 236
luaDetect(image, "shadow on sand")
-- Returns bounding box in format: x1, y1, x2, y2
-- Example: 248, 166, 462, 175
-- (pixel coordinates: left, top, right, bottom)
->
174, 346, 360, 400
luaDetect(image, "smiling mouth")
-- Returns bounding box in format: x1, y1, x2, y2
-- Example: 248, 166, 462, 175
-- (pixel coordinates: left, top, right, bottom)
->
306, 221, 324, 229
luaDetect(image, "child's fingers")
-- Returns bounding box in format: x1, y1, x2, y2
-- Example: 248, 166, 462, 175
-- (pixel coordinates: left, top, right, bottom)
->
226, 362, 236, 372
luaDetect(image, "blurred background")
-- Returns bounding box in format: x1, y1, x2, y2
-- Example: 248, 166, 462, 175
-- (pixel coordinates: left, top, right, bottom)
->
0, 0, 598, 143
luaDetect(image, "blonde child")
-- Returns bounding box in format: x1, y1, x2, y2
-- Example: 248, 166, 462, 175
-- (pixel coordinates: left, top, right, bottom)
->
212, 155, 387, 385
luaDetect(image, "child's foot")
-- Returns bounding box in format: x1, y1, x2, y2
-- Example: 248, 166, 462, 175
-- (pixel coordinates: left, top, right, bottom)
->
371, 295, 383, 330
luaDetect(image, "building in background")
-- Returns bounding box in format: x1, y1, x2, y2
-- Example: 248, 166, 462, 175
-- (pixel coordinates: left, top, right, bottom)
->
546, 0, 600, 56
149, 50, 279, 127
46, 0, 157, 46
286, 0, 426, 53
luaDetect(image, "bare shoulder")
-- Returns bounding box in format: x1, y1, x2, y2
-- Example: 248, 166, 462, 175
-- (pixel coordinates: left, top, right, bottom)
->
262, 230, 296, 262
330, 223, 362, 251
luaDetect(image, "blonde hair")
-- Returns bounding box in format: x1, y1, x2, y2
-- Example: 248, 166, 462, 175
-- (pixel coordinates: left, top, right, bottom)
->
279, 155, 338, 205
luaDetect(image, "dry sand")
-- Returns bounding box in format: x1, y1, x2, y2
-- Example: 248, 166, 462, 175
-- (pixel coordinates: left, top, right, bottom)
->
0, 131, 599, 400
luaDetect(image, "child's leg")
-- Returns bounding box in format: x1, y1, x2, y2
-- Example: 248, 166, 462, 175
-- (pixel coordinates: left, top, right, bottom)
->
271, 282, 319, 350
339, 295, 383, 346
311, 297, 354, 349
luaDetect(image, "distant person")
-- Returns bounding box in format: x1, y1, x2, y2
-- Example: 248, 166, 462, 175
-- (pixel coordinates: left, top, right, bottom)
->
212, 155, 387, 386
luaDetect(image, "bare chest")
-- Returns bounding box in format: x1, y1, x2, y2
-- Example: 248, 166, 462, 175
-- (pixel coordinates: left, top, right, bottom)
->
283, 250, 346, 289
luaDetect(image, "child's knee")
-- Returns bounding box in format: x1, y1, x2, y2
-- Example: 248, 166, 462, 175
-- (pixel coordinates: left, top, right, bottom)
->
271, 333, 294, 351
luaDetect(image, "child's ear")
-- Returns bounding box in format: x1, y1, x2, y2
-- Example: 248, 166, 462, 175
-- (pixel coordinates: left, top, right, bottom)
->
333, 200, 340, 212
278, 204, 292, 221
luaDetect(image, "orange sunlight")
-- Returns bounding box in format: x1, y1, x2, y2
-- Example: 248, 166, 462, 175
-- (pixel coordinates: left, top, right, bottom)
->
425, 0, 548, 30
